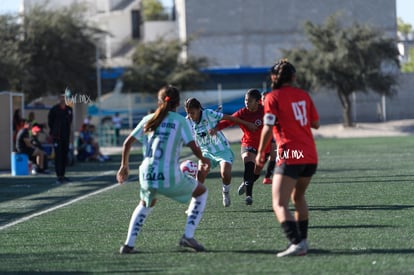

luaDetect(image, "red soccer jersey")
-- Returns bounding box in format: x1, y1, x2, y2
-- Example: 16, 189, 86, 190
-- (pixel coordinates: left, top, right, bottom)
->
217, 105, 270, 152
263, 86, 319, 165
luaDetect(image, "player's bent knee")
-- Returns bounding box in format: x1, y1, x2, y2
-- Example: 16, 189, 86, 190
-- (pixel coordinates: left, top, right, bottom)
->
192, 183, 207, 197
141, 199, 157, 207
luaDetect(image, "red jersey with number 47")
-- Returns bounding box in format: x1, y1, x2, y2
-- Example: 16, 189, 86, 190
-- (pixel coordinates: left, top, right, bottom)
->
263, 86, 319, 165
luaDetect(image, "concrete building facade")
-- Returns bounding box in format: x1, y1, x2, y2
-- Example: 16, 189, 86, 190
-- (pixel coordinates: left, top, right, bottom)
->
19, 0, 413, 124
177, 0, 397, 67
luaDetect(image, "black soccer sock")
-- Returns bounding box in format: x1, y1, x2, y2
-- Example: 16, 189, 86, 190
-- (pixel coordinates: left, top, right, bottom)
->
281, 221, 301, 245
298, 220, 309, 240
243, 162, 255, 182
246, 180, 254, 197
265, 160, 275, 178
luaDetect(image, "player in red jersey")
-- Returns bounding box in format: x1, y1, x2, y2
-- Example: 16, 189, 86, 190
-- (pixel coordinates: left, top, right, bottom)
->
256, 59, 320, 257
213, 89, 276, 205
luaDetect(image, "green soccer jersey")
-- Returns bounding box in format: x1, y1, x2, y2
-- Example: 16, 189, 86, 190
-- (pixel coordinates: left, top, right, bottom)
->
187, 109, 231, 154
131, 111, 194, 189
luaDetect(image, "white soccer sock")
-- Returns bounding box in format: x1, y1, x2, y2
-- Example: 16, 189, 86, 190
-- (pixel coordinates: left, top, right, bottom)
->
184, 190, 208, 238
125, 203, 153, 247
222, 184, 230, 193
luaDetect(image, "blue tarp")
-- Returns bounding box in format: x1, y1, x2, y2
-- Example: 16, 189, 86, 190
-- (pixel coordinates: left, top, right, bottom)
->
100, 66, 270, 79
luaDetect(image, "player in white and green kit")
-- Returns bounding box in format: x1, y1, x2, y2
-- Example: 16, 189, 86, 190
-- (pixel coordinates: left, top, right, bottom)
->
184, 98, 257, 207
117, 86, 211, 253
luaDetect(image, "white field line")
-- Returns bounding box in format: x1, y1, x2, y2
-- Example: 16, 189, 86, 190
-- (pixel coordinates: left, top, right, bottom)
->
0, 171, 138, 231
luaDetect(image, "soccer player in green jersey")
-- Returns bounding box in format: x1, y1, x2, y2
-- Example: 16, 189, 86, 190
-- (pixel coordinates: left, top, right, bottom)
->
184, 98, 257, 207
117, 86, 211, 253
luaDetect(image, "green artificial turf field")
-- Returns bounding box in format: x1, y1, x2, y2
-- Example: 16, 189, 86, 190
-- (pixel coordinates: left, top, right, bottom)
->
0, 136, 413, 274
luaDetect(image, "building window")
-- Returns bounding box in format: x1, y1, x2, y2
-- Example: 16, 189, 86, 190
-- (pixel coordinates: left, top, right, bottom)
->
131, 10, 141, 39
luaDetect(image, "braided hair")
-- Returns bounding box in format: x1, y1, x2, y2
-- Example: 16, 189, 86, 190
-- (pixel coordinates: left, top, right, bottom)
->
270, 59, 296, 89
144, 85, 180, 133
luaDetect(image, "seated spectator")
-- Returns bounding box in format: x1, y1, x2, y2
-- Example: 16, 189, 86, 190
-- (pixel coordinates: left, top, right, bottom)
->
16, 121, 49, 174
77, 123, 94, 161
31, 123, 49, 144
31, 123, 51, 169
77, 124, 109, 162
27, 112, 47, 129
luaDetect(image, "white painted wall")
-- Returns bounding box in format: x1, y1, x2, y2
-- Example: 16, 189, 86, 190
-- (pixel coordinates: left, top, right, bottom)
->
142, 21, 177, 42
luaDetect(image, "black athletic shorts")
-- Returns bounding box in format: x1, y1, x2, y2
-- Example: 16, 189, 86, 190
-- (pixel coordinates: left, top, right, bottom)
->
241, 146, 257, 155
241, 146, 270, 159
275, 163, 317, 179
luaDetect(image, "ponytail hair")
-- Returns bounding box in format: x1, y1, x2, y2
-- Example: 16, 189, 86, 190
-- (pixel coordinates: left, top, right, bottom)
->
270, 59, 296, 89
144, 85, 180, 133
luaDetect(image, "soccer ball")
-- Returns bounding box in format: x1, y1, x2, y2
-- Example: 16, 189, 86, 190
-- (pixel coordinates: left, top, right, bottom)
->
180, 160, 198, 178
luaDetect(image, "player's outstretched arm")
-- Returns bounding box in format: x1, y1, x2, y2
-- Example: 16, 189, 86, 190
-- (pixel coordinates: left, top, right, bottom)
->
117, 135, 136, 184
221, 114, 257, 132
